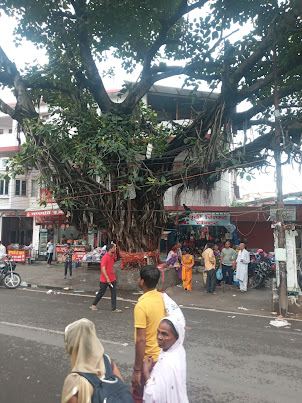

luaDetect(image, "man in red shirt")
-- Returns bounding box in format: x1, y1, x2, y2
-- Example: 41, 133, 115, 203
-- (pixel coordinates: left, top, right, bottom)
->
89, 244, 122, 313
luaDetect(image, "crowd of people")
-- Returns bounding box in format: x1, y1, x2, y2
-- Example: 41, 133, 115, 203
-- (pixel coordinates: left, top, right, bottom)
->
166, 241, 252, 294
62, 265, 188, 403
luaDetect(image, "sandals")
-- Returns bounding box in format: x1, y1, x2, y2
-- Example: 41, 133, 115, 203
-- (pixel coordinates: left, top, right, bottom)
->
89, 306, 97, 311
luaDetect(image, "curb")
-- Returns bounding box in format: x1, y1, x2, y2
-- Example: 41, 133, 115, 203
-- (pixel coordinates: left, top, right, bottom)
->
20, 282, 96, 294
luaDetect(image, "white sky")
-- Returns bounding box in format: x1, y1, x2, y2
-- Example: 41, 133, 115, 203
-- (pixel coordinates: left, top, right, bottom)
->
0, 9, 301, 199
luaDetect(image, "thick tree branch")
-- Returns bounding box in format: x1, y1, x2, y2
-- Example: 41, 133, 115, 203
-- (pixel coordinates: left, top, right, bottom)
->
234, 81, 302, 127
73, 0, 115, 112
0, 71, 13, 86
121, 0, 210, 112
142, 0, 209, 72
162, 131, 273, 186
237, 53, 302, 101
232, 24, 276, 83
0, 47, 38, 121
0, 98, 16, 119
151, 61, 221, 82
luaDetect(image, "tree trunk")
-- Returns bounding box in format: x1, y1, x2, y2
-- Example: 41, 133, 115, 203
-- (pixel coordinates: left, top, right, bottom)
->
101, 187, 165, 252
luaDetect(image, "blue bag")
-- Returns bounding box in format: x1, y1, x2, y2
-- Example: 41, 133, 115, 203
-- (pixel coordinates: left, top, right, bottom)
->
216, 267, 223, 281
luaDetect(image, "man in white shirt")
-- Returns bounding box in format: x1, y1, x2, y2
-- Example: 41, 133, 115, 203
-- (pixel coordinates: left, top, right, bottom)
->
236, 243, 250, 292
0, 241, 6, 259
46, 239, 54, 266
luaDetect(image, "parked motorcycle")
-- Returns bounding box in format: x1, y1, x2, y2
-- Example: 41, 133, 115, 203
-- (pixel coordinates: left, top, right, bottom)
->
250, 261, 271, 289
0, 255, 21, 289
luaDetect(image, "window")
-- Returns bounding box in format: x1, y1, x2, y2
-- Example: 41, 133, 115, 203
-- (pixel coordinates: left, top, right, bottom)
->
9, 129, 12, 134
0, 129, 3, 134
15, 180, 26, 196
0, 179, 8, 195
31, 180, 38, 197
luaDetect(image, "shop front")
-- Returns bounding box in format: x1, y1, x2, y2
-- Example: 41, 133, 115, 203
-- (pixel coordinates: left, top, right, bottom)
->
1, 215, 33, 247
26, 203, 92, 261
178, 212, 235, 253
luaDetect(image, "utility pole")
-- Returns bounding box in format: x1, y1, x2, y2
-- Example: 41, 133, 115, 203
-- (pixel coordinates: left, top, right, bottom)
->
273, 50, 287, 317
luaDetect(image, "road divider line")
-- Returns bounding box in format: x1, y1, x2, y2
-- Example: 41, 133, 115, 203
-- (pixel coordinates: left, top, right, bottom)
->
17, 287, 302, 323
0, 321, 129, 346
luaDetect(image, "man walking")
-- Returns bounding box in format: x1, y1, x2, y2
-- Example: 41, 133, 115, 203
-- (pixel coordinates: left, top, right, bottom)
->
89, 244, 122, 313
202, 243, 216, 294
131, 265, 166, 403
63, 243, 74, 279
220, 241, 236, 288
236, 242, 250, 292
46, 239, 54, 266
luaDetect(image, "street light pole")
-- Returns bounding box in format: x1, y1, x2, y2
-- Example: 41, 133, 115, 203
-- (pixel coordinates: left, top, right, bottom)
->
273, 50, 287, 317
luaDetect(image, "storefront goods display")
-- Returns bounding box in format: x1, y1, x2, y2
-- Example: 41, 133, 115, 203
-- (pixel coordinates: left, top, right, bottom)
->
56, 245, 91, 262
81, 248, 105, 262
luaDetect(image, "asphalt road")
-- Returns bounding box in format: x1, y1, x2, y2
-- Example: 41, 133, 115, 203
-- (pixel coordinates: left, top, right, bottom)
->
0, 287, 302, 403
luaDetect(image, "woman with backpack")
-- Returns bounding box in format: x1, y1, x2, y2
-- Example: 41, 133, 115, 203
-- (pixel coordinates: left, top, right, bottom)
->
61, 318, 133, 403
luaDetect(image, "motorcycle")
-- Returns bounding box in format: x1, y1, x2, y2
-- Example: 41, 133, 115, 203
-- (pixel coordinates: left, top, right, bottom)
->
250, 260, 271, 289
0, 255, 21, 289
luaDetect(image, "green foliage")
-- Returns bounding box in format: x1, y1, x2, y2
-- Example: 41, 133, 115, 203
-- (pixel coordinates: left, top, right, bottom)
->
231, 200, 245, 207
5, 103, 172, 192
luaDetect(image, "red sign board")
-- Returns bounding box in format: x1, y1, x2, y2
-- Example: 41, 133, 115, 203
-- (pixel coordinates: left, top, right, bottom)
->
74, 251, 86, 261
8, 250, 26, 262
27, 209, 64, 217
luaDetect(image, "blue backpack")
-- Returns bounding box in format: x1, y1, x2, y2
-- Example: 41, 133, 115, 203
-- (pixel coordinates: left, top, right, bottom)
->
76, 355, 134, 403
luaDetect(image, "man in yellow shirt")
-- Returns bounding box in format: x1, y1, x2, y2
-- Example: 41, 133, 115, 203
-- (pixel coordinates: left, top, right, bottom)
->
131, 265, 166, 403
202, 242, 217, 294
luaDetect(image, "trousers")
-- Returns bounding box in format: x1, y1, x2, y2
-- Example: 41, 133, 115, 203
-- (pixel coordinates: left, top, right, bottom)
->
222, 264, 233, 285
47, 253, 53, 265
206, 269, 216, 293
64, 261, 72, 276
92, 280, 117, 310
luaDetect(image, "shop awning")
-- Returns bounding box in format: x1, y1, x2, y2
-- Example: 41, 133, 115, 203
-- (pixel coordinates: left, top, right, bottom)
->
25, 202, 65, 217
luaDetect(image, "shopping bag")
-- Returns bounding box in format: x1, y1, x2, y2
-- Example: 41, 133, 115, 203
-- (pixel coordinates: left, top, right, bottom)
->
216, 267, 223, 281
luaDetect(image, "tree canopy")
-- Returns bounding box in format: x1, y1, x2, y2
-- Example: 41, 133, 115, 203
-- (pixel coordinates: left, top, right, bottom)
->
0, 0, 301, 251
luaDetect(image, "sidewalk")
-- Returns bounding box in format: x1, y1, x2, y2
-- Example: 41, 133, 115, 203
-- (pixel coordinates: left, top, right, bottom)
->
15, 262, 276, 317
17, 262, 100, 293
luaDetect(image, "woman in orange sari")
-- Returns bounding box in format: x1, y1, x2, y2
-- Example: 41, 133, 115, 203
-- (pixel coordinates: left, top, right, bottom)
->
181, 248, 194, 290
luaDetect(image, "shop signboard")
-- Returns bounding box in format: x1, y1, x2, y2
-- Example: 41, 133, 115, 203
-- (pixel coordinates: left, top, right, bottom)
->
27, 209, 64, 217
74, 251, 86, 261
8, 250, 26, 262
179, 212, 230, 227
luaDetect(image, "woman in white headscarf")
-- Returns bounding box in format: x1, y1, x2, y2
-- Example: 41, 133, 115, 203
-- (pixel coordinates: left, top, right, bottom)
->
142, 315, 189, 403
61, 318, 123, 403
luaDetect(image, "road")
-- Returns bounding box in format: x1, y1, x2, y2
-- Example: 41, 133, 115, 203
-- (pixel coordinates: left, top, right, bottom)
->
0, 287, 302, 403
